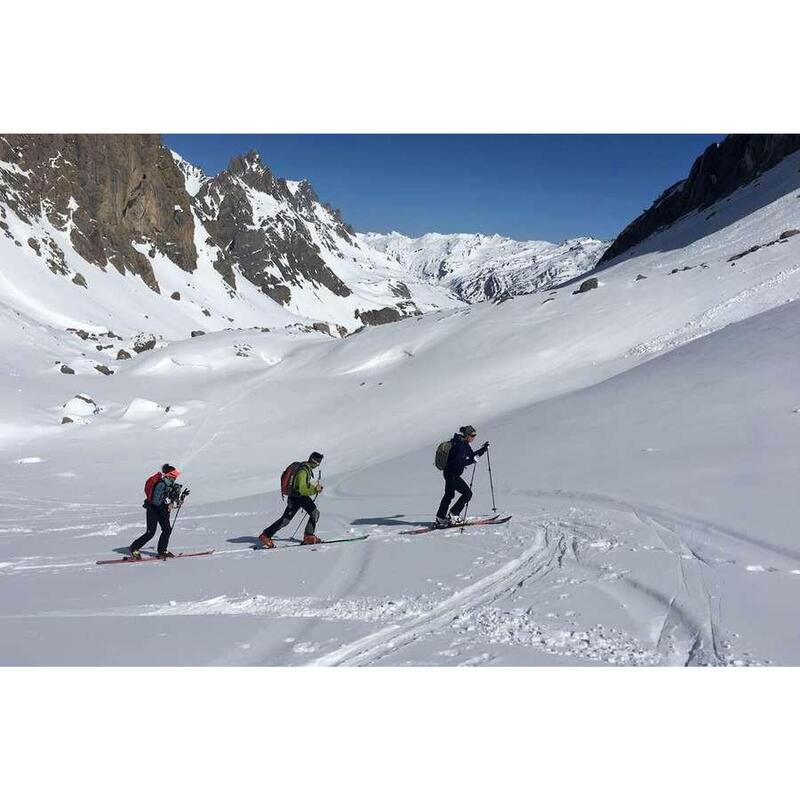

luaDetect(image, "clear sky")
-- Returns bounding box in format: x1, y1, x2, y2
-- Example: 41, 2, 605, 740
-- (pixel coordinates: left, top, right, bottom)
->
163, 134, 723, 242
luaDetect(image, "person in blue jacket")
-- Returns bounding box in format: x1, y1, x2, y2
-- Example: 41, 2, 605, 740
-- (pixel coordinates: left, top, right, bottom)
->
435, 425, 489, 527
129, 465, 181, 559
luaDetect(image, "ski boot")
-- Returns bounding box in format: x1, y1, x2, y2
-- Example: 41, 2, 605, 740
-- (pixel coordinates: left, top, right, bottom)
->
257, 533, 275, 549
434, 516, 452, 529
128, 548, 142, 561
158, 551, 175, 560
302, 534, 322, 545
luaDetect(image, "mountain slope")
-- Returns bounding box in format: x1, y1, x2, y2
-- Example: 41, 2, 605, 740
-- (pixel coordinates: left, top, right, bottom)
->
598, 133, 800, 267
2, 144, 800, 665
361, 231, 608, 301
0, 135, 462, 341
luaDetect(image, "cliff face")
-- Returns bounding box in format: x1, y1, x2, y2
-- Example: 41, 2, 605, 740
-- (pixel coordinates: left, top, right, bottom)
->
0, 135, 462, 332
598, 134, 800, 266
194, 151, 353, 303
0, 134, 197, 290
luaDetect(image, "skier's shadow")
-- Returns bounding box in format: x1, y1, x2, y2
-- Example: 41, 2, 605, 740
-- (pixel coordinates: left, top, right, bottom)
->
350, 514, 429, 527
227, 535, 260, 545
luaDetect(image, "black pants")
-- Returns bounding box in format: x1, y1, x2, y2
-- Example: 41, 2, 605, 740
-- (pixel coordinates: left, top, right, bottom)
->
436, 472, 472, 519
263, 495, 319, 538
131, 504, 172, 553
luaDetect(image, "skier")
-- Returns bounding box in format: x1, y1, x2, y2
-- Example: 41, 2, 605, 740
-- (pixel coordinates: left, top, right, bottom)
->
435, 425, 489, 527
129, 464, 182, 560
258, 452, 325, 548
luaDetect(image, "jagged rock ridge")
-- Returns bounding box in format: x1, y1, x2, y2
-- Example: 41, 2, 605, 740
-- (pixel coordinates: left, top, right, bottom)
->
598, 134, 800, 266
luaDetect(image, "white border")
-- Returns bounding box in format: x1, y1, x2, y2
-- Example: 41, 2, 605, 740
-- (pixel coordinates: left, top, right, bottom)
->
3, 1, 799, 132
2, 1, 798, 795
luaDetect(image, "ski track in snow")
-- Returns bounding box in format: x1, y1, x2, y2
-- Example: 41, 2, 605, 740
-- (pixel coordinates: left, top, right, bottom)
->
0, 495, 783, 666
627, 266, 800, 357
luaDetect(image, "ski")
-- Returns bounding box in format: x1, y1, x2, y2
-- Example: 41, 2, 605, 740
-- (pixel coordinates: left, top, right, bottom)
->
96, 550, 215, 565
252, 534, 369, 551
398, 515, 511, 535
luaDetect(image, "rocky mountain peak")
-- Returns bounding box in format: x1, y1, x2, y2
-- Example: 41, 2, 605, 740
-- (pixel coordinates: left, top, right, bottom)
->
598, 134, 800, 266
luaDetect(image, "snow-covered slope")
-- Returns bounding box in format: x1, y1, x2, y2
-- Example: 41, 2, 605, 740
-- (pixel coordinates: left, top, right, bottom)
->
361, 231, 608, 301
0, 136, 462, 342
1, 147, 799, 666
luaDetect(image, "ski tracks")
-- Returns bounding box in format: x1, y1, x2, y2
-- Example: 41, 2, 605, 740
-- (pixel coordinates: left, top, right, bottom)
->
310, 524, 557, 666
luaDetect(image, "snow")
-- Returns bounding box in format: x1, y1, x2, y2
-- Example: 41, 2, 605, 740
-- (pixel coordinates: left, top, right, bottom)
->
361, 230, 608, 301
0, 148, 799, 665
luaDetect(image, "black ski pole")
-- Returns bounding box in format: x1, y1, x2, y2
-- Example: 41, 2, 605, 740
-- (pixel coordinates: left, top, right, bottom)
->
171, 488, 190, 535
460, 463, 477, 532
486, 449, 497, 512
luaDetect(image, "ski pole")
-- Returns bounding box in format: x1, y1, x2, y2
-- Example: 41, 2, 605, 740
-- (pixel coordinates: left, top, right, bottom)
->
170, 488, 190, 535
486, 449, 497, 512
291, 512, 307, 540
460, 463, 477, 532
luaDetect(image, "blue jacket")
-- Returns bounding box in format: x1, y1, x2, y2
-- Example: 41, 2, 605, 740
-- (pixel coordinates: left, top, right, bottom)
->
149, 479, 170, 507
445, 434, 477, 476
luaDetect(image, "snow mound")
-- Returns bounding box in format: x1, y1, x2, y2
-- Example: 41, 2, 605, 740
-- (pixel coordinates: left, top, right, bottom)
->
62, 394, 99, 417
159, 418, 186, 430
121, 398, 170, 421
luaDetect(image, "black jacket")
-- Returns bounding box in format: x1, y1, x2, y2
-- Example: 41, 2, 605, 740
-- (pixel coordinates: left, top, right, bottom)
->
445, 434, 477, 476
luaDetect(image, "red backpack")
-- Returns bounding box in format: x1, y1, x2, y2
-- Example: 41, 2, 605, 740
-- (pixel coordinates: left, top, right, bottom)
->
280, 462, 303, 498
144, 471, 163, 502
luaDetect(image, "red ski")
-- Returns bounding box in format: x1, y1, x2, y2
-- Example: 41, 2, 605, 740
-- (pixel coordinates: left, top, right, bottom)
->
252, 534, 369, 551
398, 515, 511, 535
96, 550, 215, 565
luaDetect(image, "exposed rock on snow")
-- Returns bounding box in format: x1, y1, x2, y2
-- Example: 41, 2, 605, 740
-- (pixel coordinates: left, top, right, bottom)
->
573, 277, 598, 294
132, 333, 157, 353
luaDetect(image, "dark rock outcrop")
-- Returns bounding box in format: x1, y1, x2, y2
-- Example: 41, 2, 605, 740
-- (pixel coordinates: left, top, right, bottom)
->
598, 134, 800, 266
0, 134, 198, 291
356, 307, 404, 325
132, 333, 157, 353
573, 277, 598, 295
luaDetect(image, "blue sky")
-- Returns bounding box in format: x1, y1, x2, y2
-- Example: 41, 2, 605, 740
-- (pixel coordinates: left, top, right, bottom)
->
164, 134, 723, 242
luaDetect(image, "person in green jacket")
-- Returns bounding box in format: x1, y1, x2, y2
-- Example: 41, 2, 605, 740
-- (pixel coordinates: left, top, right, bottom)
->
259, 452, 324, 548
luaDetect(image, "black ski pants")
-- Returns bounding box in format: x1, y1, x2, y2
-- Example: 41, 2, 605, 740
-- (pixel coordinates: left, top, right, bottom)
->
262, 495, 319, 538
436, 471, 472, 519
131, 504, 172, 554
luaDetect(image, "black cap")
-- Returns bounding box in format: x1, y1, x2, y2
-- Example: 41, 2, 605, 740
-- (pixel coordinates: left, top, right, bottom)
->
308, 452, 324, 465
459, 425, 476, 436
162, 463, 175, 473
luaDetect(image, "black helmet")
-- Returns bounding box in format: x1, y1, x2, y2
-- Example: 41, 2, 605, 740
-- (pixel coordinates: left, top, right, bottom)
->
308, 451, 324, 466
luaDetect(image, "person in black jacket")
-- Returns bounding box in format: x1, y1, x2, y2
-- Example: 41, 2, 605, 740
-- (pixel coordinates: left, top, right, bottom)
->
435, 425, 489, 527
129, 464, 181, 559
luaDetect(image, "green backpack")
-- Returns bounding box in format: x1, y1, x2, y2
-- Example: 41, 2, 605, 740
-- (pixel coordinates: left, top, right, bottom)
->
434, 440, 452, 471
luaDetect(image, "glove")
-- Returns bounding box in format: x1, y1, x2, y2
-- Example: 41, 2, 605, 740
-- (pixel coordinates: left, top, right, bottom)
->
476, 441, 489, 456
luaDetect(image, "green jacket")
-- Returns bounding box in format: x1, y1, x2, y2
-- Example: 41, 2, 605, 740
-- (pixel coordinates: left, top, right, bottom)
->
292, 463, 320, 497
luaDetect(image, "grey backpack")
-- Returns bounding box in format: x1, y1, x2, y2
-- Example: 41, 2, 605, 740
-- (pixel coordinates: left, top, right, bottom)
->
434, 440, 452, 470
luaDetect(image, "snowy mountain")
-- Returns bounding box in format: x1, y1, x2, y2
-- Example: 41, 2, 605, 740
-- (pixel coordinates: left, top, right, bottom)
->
0, 135, 462, 345
360, 231, 608, 301
2, 139, 800, 666
598, 133, 800, 267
